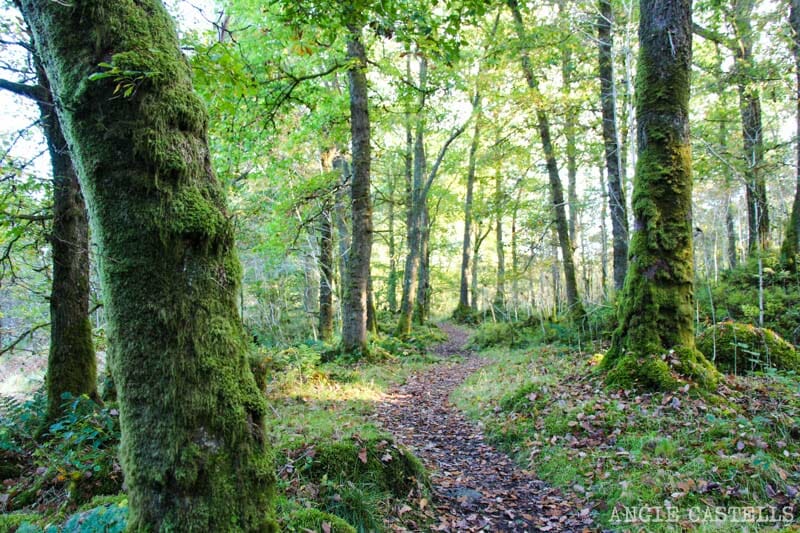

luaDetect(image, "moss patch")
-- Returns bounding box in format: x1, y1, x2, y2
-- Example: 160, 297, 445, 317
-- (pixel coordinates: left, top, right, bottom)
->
302, 436, 428, 498
696, 322, 800, 374
284, 508, 356, 533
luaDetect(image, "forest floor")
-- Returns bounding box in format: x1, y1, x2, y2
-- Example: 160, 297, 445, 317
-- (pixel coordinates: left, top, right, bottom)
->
373, 324, 595, 532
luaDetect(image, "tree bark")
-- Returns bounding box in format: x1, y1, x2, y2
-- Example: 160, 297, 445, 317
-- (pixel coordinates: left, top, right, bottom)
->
318, 149, 336, 341
601, 0, 719, 391
507, 0, 584, 319
19, 0, 277, 528
458, 111, 480, 312
598, 0, 629, 292
387, 170, 398, 312
397, 53, 427, 336
781, 0, 800, 271
494, 166, 506, 310
341, 25, 373, 354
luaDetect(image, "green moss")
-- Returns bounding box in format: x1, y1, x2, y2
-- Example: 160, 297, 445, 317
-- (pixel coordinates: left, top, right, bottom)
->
302, 436, 428, 497
605, 345, 719, 391
284, 509, 356, 533
0, 513, 41, 533
696, 322, 800, 374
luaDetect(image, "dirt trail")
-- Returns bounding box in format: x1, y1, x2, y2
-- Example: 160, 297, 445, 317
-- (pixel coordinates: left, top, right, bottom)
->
374, 323, 594, 532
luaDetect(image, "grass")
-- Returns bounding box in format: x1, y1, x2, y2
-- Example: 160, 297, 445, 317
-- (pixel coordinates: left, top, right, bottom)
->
452, 342, 800, 532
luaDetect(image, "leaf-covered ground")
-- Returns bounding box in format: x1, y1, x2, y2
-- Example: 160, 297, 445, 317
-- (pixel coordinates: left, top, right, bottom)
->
452, 342, 800, 532
373, 324, 594, 532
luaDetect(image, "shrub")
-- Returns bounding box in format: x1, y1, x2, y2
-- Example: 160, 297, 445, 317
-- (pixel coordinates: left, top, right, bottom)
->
469, 322, 518, 349
696, 322, 800, 374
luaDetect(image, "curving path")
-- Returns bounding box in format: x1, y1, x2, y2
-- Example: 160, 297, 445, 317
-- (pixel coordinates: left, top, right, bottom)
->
373, 323, 595, 532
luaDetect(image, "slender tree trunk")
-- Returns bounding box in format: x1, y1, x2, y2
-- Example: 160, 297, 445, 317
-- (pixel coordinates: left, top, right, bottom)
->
341, 25, 372, 354
19, 0, 277, 528
602, 0, 719, 390
318, 150, 336, 341
559, 0, 579, 243
511, 195, 520, 315
397, 53, 427, 336
781, 0, 800, 270
494, 167, 506, 310
472, 221, 491, 312
732, 0, 768, 253
458, 112, 480, 312
334, 156, 351, 312
414, 205, 430, 324
599, 165, 610, 298
507, 0, 584, 318
367, 273, 377, 334
387, 170, 398, 312
598, 0, 629, 292
727, 199, 738, 269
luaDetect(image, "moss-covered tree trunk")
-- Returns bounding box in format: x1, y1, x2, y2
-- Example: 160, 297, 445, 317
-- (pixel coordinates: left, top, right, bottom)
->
601, 0, 719, 390
387, 170, 398, 313
18, 0, 276, 529
341, 24, 372, 354
40, 72, 99, 424
0, 49, 99, 425
598, 0, 629, 292
507, 0, 584, 319
781, 0, 800, 271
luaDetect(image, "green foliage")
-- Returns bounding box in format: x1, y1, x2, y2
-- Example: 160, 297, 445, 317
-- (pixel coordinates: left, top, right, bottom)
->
451, 304, 481, 325
284, 508, 356, 533
702, 253, 800, 344
468, 321, 519, 348
696, 322, 800, 374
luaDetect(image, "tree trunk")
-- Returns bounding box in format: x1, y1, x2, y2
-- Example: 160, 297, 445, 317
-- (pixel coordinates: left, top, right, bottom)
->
727, 200, 738, 269
598, 0, 629, 292
397, 53, 427, 336
334, 156, 351, 309
318, 150, 336, 341
601, 0, 719, 391
414, 205, 430, 324
458, 112, 480, 313
781, 0, 800, 271
732, 0, 768, 253
507, 0, 584, 319
494, 167, 506, 310
599, 165, 609, 298
19, 0, 277, 528
387, 170, 398, 312
341, 25, 372, 354
559, 1, 579, 244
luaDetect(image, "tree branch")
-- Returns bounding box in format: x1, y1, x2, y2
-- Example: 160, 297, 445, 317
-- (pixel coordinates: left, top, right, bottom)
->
0, 77, 47, 102
692, 23, 736, 51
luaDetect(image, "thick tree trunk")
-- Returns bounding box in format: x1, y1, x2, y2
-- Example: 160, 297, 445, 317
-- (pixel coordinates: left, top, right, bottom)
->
458, 114, 480, 312
507, 0, 584, 319
318, 150, 336, 341
602, 0, 719, 391
598, 0, 629, 292
19, 0, 277, 528
341, 25, 373, 354
781, 0, 800, 271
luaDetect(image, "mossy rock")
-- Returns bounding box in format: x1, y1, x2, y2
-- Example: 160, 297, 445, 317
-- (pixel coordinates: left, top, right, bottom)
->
696, 322, 800, 374
302, 436, 428, 497
284, 508, 356, 533
0, 513, 41, 533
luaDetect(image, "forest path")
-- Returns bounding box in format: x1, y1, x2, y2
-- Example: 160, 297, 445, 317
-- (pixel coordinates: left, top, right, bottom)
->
373, 323, 594, 532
